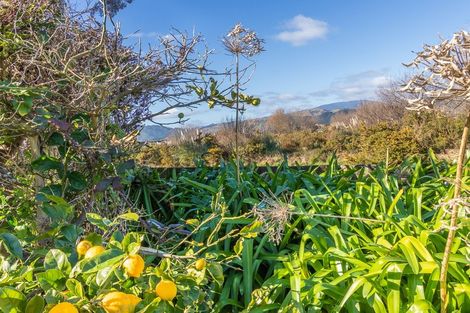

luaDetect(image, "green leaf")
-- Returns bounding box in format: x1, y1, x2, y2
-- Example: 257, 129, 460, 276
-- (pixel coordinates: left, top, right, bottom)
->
31, 156, 63, 173
242, 239, 253, 306
59, 224, 80, 243
96, 266, 115, 287
208, 99, 216, 109
35, 184, 62, 202
387, 264, 403, 313
117, 212, 140, 222
84, 233, 103, 246
13, 96, 33, 116
339, 277, 366, 309
0, 233, 23, 259
234, 237, 244, 255
44, 249, 71, 274
36, 269, 66, 291
179, 176, 217, 193
41, 196, 73, 222
406, 300, 436, 313
25, 295, 45, 313
250, 98, 261, 106
0, 287, 26, 313
122, 232, 143, 254
398, 240, 419, 274
66, 171, 87, 191
86, 213, 114, 231
70, 128, 90, 144
81, 249, 125, 275
207, 262, 224, 288
240, 221, 263, 238
46, 132, 65, 146
66, 279, 84, 298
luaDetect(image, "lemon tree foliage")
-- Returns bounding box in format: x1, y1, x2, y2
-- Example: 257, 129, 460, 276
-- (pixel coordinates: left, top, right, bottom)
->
0, 213, 222, 312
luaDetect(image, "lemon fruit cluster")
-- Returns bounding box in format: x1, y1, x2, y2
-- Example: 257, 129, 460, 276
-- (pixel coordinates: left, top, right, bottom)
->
102, 291, 142, 313
123, 254, 145, 278
49, 302, 78, 313
76, 239, 106, 259
155, 280, 177, 301
72, 239, 179, 311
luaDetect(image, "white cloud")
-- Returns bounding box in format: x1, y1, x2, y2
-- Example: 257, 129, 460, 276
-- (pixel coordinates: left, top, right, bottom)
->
126, 31, 159, 38
165, 108, 179, 115
310, 70, 391, 100
276, 15, 328, 46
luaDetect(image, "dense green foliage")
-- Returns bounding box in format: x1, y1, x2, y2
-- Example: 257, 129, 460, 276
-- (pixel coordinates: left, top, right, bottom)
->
137, 156, 469, 311
136, 111, 464, 168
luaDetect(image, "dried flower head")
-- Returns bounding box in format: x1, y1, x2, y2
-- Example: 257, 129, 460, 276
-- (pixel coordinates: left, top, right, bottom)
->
223, 23, 264, 57
253, 193, 292, 244
402, 31, 470, 111
436, 196, 470, 218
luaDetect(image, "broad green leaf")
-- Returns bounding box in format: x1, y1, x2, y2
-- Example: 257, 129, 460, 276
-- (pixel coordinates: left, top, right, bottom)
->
0, 287, 26, 313
66, 171, 87, 191
36, 269, 66, 291
234, 237, 244, 255
25, 295, 45, 313
86, 213, 114, 231
0, 233, 23, 259
240, 221, 263, 238
66, 279, 84, 298
44, 249, 71, 274
31, 156, 63, 173
117, 212, 140, 222
207, 262, 224, 288
122, 232, 143, 253
13, 96, 33, 116
81, 249, 125, 275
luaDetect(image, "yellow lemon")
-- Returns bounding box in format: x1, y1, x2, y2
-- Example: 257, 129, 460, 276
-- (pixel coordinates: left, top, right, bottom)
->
49, 302, 78, 313
155, 280, 177, 301
195, 258, 206, 271
102, 291, 142, 313
76, 240, 92, 256
123, 254, 145, 278
126, 294, 141, 311
84, 245, 105, 259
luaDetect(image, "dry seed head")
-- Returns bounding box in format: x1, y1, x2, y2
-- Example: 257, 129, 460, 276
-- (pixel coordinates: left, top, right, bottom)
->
223, 23, 264, 57
253, 193, 292, 244
402, 30, 470, 111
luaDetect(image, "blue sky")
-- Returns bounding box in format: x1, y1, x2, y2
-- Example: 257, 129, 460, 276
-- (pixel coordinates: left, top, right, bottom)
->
112, 0, 470, 126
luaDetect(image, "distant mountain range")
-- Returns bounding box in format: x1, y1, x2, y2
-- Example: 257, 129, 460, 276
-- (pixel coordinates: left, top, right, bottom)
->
137, 100, 363, 142
137, 124, 174, 142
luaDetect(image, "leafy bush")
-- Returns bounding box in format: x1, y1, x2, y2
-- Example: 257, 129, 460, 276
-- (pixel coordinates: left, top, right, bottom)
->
0, 213, 223, 312
136, 111, 465, 168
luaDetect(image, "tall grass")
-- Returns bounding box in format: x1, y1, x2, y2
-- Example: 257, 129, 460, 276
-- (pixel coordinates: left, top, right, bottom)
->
131, 154, 469, 312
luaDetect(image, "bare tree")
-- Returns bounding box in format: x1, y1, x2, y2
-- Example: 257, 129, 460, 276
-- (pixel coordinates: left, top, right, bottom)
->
266, 109, 295, 134
0, 0, 211, 160
402, 30, 470, 313
0, 0, 212, 228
